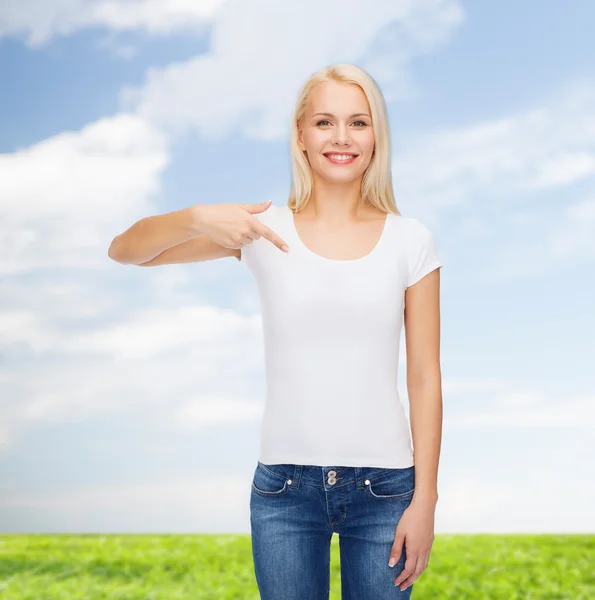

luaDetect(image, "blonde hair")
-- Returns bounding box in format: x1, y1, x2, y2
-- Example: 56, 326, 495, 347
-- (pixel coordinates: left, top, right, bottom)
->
287, 63, 400, 216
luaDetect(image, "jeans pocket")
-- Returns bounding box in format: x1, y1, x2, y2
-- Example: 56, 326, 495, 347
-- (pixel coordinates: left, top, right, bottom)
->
366, 467, 415, 500
251, 462, 290, 497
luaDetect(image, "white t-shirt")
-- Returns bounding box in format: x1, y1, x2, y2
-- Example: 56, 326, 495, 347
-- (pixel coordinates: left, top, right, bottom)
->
239, 203, 443, 468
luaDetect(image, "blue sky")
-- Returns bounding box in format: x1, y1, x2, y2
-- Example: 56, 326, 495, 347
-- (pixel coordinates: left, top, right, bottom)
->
1, 0, 594, 534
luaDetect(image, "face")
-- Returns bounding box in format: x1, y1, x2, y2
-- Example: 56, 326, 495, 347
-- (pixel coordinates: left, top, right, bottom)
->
298, 80, 375, 184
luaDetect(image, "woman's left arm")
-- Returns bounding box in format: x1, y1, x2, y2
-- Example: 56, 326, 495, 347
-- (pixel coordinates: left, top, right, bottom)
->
389, 268, 443, 591
404, 266, 443, 505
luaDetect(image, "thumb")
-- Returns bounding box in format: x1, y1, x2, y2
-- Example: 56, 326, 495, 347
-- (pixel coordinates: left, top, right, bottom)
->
243, 199, 272, 214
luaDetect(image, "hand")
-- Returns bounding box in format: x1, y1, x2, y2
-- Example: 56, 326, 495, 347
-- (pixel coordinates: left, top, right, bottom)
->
195, 200, 289, 253
389, 498, 436, 592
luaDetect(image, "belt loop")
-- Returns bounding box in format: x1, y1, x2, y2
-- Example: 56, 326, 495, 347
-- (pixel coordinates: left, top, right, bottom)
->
291, 464, 302, 489
355, 467, 364, 490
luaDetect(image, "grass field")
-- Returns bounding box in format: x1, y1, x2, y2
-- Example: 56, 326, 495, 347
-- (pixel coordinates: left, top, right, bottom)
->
0, 533, 593, 599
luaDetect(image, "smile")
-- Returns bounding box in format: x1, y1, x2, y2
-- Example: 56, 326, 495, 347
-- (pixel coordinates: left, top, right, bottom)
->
323, 153, 358, 165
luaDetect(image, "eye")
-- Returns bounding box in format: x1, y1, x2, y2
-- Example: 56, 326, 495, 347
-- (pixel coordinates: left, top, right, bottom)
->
315, 119, 369, 127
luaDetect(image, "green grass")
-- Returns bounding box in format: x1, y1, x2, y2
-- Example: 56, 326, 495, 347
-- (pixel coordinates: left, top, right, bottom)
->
0, 534, 593, 599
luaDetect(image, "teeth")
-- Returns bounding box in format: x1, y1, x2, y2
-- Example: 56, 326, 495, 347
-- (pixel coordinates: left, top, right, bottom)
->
326, 154, 356, 160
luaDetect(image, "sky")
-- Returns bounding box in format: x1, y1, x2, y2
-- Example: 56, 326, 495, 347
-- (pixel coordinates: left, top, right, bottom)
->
1, 0, 594, 535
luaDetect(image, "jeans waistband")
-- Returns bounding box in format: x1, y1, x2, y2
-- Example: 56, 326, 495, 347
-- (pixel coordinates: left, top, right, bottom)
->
257, 461, 414, 491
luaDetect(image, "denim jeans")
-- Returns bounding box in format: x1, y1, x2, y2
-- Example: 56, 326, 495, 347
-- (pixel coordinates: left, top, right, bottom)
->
250, 461, 416, 599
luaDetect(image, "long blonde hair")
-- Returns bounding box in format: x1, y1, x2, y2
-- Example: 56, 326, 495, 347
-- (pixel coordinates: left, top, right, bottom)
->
287, 63, 400, 216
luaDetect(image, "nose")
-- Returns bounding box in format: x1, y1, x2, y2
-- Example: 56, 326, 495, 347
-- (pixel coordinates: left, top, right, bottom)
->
332, 140, 351, 148
332, 126, 351, 146
332, 136, 350, 146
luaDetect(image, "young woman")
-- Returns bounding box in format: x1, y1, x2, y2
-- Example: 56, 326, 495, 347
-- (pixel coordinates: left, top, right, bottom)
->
109, 63, 443, 599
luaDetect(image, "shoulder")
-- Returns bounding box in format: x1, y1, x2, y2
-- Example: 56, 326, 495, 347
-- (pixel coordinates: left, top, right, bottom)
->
392, 215, 433, 238
389, 215, 437, 250
387, 214, 423, 240
397, 215, 443, 286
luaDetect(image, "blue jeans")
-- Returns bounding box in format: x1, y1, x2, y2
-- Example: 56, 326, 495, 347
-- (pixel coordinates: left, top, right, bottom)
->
250, 461, 416, 599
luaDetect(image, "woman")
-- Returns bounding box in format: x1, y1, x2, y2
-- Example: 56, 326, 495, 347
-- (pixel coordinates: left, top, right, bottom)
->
109, 63, 443, 599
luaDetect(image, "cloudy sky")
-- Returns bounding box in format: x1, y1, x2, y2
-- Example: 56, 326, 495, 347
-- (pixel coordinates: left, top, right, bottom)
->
1, 0, 594, 534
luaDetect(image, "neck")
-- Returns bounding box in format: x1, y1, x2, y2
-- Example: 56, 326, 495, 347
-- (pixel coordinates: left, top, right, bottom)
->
304, 175, 367, 223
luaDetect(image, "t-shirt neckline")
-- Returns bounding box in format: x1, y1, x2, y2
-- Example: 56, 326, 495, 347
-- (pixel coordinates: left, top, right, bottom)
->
282, 204, 390, 264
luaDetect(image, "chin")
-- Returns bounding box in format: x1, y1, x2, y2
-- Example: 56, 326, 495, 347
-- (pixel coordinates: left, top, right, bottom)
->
319, 165, 367, 181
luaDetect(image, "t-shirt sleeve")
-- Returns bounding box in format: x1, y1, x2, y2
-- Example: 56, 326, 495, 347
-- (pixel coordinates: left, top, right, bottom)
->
406, 218, 443, 288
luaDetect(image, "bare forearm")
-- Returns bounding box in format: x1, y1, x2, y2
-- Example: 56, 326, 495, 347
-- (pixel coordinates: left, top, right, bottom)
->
108, 206, 204, 265
408, 377, 443, 505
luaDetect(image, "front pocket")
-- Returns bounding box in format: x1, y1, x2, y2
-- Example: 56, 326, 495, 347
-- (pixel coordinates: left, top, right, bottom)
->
366, 471, 415, 500
251, 464, 289, 497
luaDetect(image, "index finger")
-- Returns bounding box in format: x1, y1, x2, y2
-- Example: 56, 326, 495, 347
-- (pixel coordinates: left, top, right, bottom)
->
255, 222, 289, 252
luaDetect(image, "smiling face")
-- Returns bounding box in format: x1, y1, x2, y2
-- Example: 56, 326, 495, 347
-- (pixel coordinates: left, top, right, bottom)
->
298, 80, 375, 185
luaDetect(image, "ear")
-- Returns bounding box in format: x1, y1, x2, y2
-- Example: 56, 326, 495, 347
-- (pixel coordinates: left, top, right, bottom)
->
297, 130, 305, 152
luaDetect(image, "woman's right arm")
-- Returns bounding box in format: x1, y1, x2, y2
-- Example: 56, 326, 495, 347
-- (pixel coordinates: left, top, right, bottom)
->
108, 200, 287, 267
107, 205, 238, 266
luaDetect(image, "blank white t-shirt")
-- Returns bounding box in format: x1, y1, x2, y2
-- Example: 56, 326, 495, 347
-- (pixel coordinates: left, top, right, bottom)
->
239, 203, 443, 468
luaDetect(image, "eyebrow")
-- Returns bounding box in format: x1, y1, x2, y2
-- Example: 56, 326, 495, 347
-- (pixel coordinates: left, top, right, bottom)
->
312, 112, 370, 119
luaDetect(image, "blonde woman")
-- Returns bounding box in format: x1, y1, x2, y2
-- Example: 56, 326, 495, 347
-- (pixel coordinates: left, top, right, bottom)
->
109, 63, 443, 599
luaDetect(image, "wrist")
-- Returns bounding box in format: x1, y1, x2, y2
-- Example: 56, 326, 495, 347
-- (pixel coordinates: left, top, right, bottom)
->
187, 205, 206, 234
412, 492, 438, 506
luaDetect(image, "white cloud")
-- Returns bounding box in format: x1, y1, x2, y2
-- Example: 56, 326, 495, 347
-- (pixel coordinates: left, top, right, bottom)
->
121, 0, 464, 138
0, 301, 264, 446
391, 80, 595, 219
0, 113, 169, 276
0, 111, 195, 448
0, 0, 226, 47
